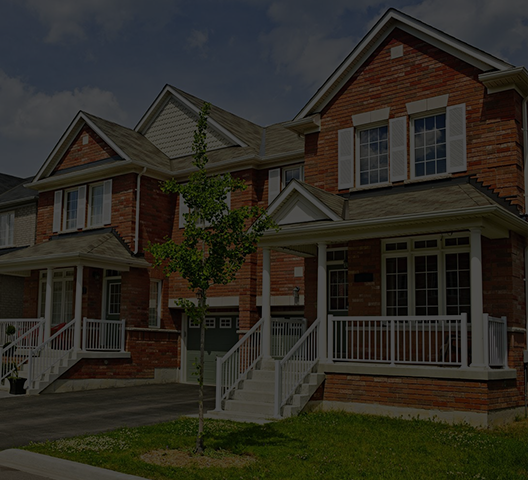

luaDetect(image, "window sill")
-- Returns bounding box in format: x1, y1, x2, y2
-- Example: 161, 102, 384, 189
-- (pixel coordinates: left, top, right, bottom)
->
405, 173, 452, 184
349, 182, 391, 193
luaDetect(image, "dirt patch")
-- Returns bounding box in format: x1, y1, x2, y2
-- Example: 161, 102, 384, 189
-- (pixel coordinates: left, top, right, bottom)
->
140, 449, 256, 469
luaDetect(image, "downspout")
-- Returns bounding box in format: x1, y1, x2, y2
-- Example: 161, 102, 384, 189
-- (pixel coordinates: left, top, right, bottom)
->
134, 167, 147, 255
523, 96, 528, 417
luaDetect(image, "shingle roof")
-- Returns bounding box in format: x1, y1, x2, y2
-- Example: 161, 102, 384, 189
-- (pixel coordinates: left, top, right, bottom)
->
0, 177, 38, 205
298, 181, 346, 218
0, 174, 26, 196
83, 113, 172, 171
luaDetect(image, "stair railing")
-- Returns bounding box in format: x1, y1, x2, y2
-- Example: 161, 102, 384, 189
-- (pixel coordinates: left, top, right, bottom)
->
27, 319, 76, 391
0, 320, 45, 384
274, 318, 320, 418
214, 317, 264, 411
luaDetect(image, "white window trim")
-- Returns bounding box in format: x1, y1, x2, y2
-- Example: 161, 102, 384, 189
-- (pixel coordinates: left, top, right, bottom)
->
148, 279, 162, 328
62, 187, 80, 232
219, 317, 232, 329
282, 164, 304, 188
381, 234, 470, 316
355, 123, 390, 189
0, 211, 15, 248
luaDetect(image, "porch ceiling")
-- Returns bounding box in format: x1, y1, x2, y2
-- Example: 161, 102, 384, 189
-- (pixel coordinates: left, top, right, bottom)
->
0, 230, 149, 275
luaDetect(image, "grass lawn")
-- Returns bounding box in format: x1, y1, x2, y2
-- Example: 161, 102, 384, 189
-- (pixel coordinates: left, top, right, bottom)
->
24, 412, 528, 480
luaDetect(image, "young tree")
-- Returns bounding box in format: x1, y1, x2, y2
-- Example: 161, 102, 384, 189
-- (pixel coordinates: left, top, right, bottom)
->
149, 103, 276, 454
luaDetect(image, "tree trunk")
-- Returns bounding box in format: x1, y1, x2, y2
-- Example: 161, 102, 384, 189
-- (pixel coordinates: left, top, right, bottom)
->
195, 290, 206, 454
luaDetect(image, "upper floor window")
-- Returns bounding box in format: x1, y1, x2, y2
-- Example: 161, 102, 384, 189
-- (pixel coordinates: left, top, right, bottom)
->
148, 280, 162, 328
53, 179, 112, 233
268, 164, 304, 204
0, 211, 14, 247
337, 99, 466, 190
357, 125, 388, 186
413, 113, 446, 178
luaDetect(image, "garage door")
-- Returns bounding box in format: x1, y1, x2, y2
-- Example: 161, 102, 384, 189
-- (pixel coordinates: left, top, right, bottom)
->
186, 316, 239, 385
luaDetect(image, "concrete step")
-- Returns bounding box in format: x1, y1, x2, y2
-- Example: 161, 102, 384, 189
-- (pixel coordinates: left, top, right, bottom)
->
232, 388, 275, 404
224, 399, 274, 416
239, 378, 274, 393
248, 369, 275, 382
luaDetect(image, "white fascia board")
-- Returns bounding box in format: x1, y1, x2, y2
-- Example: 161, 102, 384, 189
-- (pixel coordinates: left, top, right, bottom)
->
295, 10, 512, 120
266, 180, 342, 222
33, 112, 85, 183
166, 86, 248, 148
260, 205, 528, 247
82, 114, 132, 163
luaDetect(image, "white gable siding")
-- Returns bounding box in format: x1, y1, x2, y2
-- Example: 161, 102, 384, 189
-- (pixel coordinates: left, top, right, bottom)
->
144, 97, 234, 158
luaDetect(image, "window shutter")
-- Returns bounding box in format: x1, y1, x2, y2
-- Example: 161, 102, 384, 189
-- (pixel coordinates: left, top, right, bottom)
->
179, 193, 189, 228
53, 190, 63, 233
76, 185, 86, 229
8, 212, 14, 245
447, 104, 466, 173
389, 117, 407, 182
338, 128, 354, 190
268, 168, 281, 205
102, 180, 112, 225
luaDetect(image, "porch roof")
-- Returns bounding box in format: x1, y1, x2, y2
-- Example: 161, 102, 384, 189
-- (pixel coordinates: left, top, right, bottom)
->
0, 230, 150, 275
262, 178, 528, 255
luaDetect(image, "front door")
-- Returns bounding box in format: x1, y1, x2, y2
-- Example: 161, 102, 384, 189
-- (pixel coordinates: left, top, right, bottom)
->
101, 277, 121, 350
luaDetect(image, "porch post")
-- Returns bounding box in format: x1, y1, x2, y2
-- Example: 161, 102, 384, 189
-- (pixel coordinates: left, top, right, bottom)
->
74, 265, 84, 351
470, 228, 486, 368
317, 243, 328, 361
44, 267, 53, 340
262, 247, 271, 358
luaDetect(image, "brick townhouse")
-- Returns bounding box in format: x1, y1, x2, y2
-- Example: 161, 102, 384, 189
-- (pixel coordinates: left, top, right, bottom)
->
0, 9, 527, 426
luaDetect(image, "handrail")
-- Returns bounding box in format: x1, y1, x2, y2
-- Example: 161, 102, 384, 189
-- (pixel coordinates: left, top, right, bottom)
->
27, 319, 76, 391
0, 320, 45, 384
271, 317, 307, 358
82, 318, 126, 352
274, 318, 320, 418
214, 317, 264, 411
485, 315, 508, 368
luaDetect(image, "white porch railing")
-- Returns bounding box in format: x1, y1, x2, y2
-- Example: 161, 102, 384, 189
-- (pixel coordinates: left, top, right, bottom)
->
27, 319, 75, 391
0, 319, 44, 348
485, 315, 508, 368
329, 314, 469, 367
271, 318, 307, 358
82, 318, 126, 352
274, 318, 320, 417
215, 317, 263, 410
0, 320, 45, 384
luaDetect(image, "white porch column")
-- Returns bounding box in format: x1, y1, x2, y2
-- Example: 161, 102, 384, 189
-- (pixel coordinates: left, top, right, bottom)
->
74, 265, 84, 351
470, 228, 486, 368
262, 247, 271, 358
44, 267, 53, 340
317, 243, 328, 361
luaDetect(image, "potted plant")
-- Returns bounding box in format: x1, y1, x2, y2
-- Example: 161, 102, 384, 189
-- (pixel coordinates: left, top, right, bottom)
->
1, 325, 26, 395
7, 364, 26, 395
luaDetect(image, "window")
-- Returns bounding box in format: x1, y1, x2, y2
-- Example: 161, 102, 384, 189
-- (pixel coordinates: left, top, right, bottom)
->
383, 235, 470, 317
267, 164, 305, 204
413, 113, 446, 177
63, 189, 79, 231
283, 165, 304, 187
53, 179, 112, 233
0, 211, 14, 247
327, 248, 349, 313
219, 318, 232, 329
179, 189, 231, 228
148, 280, 162, 328
89, 184, 105, 227
357, 125, 389, 186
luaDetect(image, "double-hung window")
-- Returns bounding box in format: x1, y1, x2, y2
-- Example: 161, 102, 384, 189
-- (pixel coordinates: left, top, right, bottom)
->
63, 189, 80, 231
383, 235, 470, 317
0, 211, 14, 247
267, 164, 305, 205
357, 125, 389, 186
89, 183, 105, 227
413, 113, 446, 177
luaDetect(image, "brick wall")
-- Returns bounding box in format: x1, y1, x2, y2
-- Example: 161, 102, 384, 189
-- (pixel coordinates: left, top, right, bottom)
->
0, 275, 24, 318
305, 28, 525, 209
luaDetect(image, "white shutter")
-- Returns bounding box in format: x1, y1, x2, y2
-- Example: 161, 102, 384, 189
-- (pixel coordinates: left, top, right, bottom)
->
389, 117, 407, 182
102, 180, 112, 225
268, 168, 281, 205
179, 193, 189, 228
446, 104, 466, 173
7, 212, 14, 245
53, 190, 63, 233
76, 185, 86, 229
338, 128, 354, 190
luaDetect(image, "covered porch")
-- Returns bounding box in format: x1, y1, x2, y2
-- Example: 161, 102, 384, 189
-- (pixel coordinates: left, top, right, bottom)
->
0, 230, 149, 392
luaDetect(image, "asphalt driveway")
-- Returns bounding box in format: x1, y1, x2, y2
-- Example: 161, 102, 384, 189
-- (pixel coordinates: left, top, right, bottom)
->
0, 383, 216, 450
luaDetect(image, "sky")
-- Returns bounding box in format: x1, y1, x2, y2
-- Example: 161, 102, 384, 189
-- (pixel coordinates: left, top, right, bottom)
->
0, 0, 527, 178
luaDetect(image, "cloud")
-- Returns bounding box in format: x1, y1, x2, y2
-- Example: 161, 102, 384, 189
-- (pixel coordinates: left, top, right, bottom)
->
22, 0, 181, 44
401, 0, 528, 65
0, 71, 127, 141
186, 29, 209, 56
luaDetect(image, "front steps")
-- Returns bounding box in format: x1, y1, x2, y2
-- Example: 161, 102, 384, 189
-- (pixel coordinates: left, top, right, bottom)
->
207, 358, 325, 423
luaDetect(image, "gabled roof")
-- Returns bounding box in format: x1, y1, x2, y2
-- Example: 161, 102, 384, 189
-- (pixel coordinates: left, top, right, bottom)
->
31, 111, 172, 185
295, 8, 516, 120
0, 229, 149, 274
0, 173, 26, 195
0, 176, 38, 208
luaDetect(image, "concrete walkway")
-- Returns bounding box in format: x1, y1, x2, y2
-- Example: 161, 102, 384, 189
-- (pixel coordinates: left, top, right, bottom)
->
0, 383, 216, 479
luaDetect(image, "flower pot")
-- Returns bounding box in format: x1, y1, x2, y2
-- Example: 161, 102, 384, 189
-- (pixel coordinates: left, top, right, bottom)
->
8, 377, 26, 395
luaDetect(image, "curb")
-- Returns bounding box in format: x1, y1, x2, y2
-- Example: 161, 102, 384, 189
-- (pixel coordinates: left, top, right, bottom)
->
0, 449, 149, 480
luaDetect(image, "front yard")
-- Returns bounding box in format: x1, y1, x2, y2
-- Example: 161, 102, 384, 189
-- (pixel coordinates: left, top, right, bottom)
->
25, 411, 528, 479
